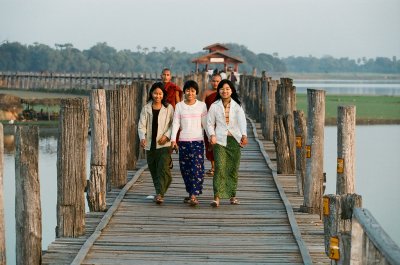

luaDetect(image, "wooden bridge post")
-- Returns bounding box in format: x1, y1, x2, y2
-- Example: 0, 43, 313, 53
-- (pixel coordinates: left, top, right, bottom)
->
323, 194, 362, 264
0, 124, 5, 265
273, 78, 296, 174
301, 89, 325, 215
126, 82, 142, 170
294, 110, 307, 195
273, 115, 291, 174
265, 79, 277, 141
57, 98, 89, 237
15, 126, 42, 265
256, 78, 263, 121
137, 82, 150, 160
87, 89, 108, 212
260, 75, 267, 138
106, 88, 128, 189
249, 77, 257, 118
337, 106, 356, 194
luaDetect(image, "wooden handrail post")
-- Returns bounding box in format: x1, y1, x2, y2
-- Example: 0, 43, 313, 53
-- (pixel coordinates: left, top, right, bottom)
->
0, 124, 5, 265
15, 126, 41, 265
106, 88, 128, 189
294, 110, 307, 195
323, 194, 362, 264
351, 208, 400, 265
87, 89, 107, 212
57, 98, 89, 237
301, 89, 325, 215
337, 105, 356, 194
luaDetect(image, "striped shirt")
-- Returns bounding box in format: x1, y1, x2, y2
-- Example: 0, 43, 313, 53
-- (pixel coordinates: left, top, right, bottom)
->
171, 100, 208, 142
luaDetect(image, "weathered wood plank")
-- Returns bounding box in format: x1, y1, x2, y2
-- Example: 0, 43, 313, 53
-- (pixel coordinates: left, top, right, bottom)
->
43, 120, 331, 264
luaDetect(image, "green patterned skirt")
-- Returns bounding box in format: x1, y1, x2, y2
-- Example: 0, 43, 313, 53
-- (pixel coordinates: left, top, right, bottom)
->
213, 136, 242, 199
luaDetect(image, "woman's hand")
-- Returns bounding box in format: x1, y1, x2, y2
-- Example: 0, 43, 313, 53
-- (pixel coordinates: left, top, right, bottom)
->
210, 135, 217, 145
240, 135, 248, 147
171, 141, 177, 149
158, 135, 169, 145
140, 139, 146, 149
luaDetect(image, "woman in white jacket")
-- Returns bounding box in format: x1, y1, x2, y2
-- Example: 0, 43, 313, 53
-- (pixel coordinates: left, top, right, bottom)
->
138, 82, 174, 204
207, 79, 248, 207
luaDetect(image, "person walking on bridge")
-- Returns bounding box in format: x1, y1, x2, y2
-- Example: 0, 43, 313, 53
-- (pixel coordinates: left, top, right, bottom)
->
171, 80, 208, 206
161, 67, 183, 168
207, 79, 248, 207
201, 73, 222, 176
161, 68, 182, 109
138, 82, 174, 204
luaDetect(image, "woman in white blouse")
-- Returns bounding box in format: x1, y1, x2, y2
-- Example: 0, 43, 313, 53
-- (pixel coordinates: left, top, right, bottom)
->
207, 79, 248, 207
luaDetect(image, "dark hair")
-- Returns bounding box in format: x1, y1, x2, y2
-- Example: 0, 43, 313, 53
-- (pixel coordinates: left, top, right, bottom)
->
214, 79, 242, 106
147, 82, 169, 107
183, 80, 199, 94
211, 73, 222, 79
161, 68, 170, 74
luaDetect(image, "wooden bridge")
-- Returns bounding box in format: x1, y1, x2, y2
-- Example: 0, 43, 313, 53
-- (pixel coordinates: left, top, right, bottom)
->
3, 72, 400, 265
42, 120, 328, 265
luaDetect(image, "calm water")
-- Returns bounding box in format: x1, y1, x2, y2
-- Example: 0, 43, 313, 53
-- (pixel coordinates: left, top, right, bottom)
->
2, 125, 399, 264
294, 79, 400, 95
3, 131, 90, 265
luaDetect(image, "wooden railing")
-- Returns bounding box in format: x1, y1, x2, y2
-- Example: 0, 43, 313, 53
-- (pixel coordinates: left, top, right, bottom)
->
351, 208, 400, 265
238, 73, 400, 265
0, 71, 161, 90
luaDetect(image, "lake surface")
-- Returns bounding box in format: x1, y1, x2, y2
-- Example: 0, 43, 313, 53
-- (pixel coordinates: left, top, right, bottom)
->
2, 125, 399, 264
293, 79, 400, 95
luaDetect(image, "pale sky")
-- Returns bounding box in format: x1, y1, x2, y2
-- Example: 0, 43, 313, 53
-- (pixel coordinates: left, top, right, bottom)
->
0, 0, 399, 59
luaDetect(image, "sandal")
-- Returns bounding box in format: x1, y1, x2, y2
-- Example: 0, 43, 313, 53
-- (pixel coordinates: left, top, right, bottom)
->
230, 197, 240, 205
210, 200, 219, 207
189, 197, 199, 206
154, 195, 164, 204
183, 197, 191, 203
210, 198, 220, 207
206, 169, 214, 176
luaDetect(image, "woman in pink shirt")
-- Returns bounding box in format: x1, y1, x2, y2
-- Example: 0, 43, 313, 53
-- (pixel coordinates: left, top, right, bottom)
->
171, 80, 208, 206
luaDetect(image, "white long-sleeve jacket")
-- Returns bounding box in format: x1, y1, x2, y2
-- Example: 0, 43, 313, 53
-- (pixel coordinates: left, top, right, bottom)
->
138, 101, 174, 150
207, 99, 247, 146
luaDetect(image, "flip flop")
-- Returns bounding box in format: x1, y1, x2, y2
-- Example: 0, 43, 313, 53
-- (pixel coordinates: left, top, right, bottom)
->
230, 197, 240, 205
210, 200, 219, 207
154, 195, 164, 205
206, 169, 214, 176
189, 197, 199, 206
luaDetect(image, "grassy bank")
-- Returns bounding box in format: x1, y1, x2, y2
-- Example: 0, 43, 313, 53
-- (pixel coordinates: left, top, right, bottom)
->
296, 94, 400, 125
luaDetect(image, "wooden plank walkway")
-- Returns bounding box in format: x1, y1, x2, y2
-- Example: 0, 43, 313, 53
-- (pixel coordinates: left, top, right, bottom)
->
42, 120, 330, 264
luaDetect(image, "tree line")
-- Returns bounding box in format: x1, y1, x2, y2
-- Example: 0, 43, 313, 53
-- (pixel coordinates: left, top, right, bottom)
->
0, 41, 398, 74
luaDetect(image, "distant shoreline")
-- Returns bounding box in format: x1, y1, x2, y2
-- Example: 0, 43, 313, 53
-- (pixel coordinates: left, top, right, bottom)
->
270, 72, 400, 80
325, 118, 400, 126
